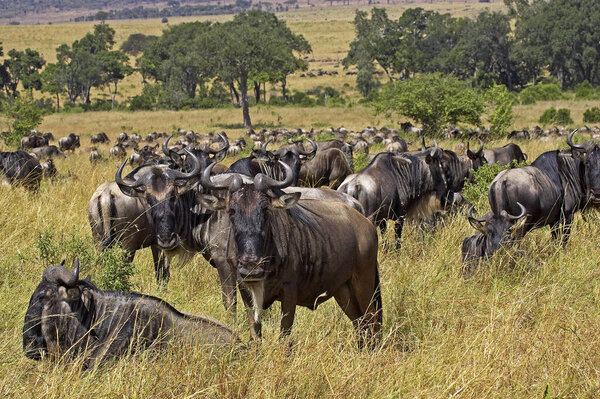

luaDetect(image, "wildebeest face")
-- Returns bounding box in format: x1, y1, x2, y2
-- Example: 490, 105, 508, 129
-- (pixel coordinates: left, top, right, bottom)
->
581, 148, 600, 203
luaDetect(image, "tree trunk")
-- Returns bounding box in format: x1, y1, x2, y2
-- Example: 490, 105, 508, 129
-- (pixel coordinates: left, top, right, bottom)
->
56, 93, 60, 112
254, 81, 260, 104
282, 75, 287, 100
239, 76, 252, 128
230, 83, 240, 106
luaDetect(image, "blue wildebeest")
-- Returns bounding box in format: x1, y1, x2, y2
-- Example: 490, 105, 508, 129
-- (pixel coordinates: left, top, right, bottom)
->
23, 259, 240, 368
0, 150, 42, 191
462, 130, 600, 270
483, 143, 527, 166
197, 161, 382, 345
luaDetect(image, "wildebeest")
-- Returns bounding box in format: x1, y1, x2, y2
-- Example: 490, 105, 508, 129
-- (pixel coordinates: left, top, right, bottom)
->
23, 259, 240, 368
129, 144, 159, 167
89, 149, 103, 164
298, 148, 353, 189
339, 151, 449, 247
58, 133, 80, 153
385, 136, 408, 153
483, 143, 527, 166
21, 133, 48, 150
197, 161, 382, 344
40, 159, 58, 180
462, 130, 599, 267
91, 132, 110, 144
0, 150, 42, 191
109, 143, 127, 159
30, 145, 65, 160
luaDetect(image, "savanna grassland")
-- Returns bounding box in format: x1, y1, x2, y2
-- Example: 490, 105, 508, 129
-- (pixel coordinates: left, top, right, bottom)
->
2, 2, 600, 398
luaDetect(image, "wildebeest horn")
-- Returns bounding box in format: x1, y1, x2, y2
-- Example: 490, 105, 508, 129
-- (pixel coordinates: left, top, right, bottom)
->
467, 204, 486, 223
162, 134, 175, 157
115, 160, 146, 192
476, 138, 484, 153
260, 138, 274, 153
566, 129, 583, 151
501, 202, 527, 221
168, 148, 203, 181
205, 133, 229, 157
421, 137, 426, 151
254, 160, 295, 191
200, 163, 242, 192
43, 257, 80, 286
298, 138, 317, 157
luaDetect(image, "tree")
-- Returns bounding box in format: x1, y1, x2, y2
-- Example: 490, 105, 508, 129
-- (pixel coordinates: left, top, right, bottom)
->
2, 98, 43, 147
3, 48, 46, 99
374, 73, 484, 137
120, 33, 158, 56
485, 84, 514, 137
40, 63, 66, 112
99, 50, 133, 109
214, 11, 310, 127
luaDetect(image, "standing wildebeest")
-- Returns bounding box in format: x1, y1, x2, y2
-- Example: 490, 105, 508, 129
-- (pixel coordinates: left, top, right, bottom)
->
109, 143, 127, 159
462, 130, 600, 266
298, 148, 353, 189
40, 159, 58, 180
0, 150, 42, 191
91, 132, 110, 144
339, 151, 449, 247
30, 145, 65, 160
58, 133, 80, 153
197, 161, 382, 344
21, 133, 48, 150
23, 259, 240, 368
483, 143, 527, 166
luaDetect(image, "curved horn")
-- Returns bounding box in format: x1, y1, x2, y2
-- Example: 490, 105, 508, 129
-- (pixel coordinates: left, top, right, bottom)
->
199, 162, 230, 191
254, 160, 295, 191
115, 160, 146, 192
298, 138, 318, 157
433, 139, 438, 148
467, 204, 486, 223
162, 134, 175, 157
168, 148, 203, 181
502, 202, 527, 221
205, 133, 230, 156
566, 129, 583, 151
260, 138, 274, 153
421, 137, 427, 151
42, 257, 80, 286
476, 138, 484, 154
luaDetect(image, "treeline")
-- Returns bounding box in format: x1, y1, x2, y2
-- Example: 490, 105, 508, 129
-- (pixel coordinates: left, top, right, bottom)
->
0, 11, 310, 128
344, 0, 600, 96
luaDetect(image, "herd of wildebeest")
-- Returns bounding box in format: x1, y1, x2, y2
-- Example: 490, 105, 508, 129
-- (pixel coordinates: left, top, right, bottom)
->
2, 121, 599, 368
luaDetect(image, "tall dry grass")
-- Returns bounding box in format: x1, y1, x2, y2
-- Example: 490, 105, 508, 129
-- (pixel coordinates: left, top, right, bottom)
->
0, 132, 599, 397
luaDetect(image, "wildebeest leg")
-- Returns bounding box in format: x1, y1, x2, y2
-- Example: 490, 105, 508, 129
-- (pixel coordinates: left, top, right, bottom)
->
560, 214, 574, 247
394, 218, 404, 249
239, 284, 262, 340
280, 285, 297, 337
333, 282, 370, 348
213, 259, 237, 314
377, 219, 387, 235
151, 245, 169, 284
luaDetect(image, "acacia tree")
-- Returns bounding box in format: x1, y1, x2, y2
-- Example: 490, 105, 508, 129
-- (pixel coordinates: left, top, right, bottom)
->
99, 50, 133, 109
214, 11, 310, 127
375, 73, 484, 137
3, 48, 45, 99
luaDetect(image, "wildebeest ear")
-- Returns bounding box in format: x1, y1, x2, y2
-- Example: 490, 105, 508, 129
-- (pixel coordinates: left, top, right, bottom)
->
57, 285, 81, 302
212, 151, 226, 163
196, 193, 226, 210
272, 192, 301, 209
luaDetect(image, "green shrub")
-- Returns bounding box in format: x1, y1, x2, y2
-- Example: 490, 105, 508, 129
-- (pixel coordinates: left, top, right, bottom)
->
354, 153, 371, 172
583, 106, 600, 123
519, 84, 562, 105
2, 98, 43, 147
575, 81, 600, 100
538, 107, 573, 125
538, 107, 557, 124
462, 161, 529, 209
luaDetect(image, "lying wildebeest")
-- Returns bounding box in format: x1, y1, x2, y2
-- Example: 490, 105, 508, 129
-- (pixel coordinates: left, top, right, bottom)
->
30, 145, 65, 160
462, 130, 599, 267
298, 147, 353, 189
0, 150, 42, 191
483, 143, 527, 166
91, 132, 110, 144
197, 161, 382, 344
58, 133, 80, 153
23, 259, 240, 368
21, 133, 48, 150
339, 150, 449, 247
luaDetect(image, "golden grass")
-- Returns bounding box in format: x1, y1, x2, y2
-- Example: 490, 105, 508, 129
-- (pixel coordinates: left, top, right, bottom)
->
1, 132, 600, 397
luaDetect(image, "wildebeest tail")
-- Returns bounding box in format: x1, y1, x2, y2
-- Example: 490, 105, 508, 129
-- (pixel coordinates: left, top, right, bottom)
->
373, 265, 383, 326
99, 192, 117, 249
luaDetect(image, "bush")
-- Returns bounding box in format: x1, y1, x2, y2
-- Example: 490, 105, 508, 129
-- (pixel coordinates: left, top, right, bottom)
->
583, 106, 600, 123
35, 228, 136, 291
2, 98, 43, 147
519, 84, 563, 105
485, 84, 514, 138
575, 81, 600, 100
462, 161, 529, 209
538, 107, 574, 125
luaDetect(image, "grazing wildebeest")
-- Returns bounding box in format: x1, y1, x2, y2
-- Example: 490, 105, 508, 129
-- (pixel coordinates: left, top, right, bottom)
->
197, 162, 382, 344
58, 133, 80, 153
21, 133, 48, 150
30, 145, 65, 160
339, 151, 449, 247
385, 136, 408, 153
483, 143, 527, 166
438, 140, 487, 195
89, 149, 103, 164
40, 159, 58, 180
23, 259, 241, 368
91, 132, 110, 144
462, 130, 600, 267
110, 143, 127, 159
298, 148, 353, 189
0, 150, 42, 191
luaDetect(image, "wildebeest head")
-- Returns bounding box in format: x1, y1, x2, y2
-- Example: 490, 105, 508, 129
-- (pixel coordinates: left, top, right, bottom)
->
567, 130, 600, 203
23, 258, 93, 361
466, 139, 486, 170
115, 146, 209, 250
198, 161, 299, 282
462, 203, 527, 266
